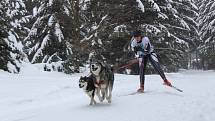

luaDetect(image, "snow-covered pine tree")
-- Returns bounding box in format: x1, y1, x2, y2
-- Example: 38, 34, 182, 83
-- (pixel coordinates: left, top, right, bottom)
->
22, 0, 41, 40
174, 0, 199, 49
80, 0, 117, 63
63, 0, 85, 73
196, 0, 215, 69
81, 0, 145, 65
172, 0, 199, 69
154, 0, 199, 71
24, 0, 82, 73
7, 0, 29, 43
0, 0, 26, 73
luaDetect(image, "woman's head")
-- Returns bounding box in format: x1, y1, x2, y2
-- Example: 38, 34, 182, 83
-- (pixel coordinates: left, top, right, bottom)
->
133, 30, 142, 42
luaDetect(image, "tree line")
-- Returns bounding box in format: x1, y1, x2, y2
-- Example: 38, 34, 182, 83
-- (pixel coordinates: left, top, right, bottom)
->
0, 0, 214, 74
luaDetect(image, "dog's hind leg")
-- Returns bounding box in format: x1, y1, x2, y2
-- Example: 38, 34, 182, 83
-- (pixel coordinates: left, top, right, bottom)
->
107, 80, 114, 103
105, 88, 111, 103
106, 87, 112, 103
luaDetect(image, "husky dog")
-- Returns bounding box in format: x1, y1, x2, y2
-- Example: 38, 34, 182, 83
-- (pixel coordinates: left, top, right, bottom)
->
79, 75, 97, 105
90, 61, 114, 103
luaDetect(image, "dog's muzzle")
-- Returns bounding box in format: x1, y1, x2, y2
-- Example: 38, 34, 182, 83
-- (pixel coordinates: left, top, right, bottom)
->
91, 65, 98, 71
79, 84, 84, 88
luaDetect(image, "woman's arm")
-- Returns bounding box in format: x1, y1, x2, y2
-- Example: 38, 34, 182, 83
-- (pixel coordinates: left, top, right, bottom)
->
144, 37, 154, 53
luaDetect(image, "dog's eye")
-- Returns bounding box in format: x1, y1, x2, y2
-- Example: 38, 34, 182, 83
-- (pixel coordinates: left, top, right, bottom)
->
80, 80, 87, 83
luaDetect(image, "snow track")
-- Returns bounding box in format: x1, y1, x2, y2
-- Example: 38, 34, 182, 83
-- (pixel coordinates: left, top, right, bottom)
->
0, 65, 215, 121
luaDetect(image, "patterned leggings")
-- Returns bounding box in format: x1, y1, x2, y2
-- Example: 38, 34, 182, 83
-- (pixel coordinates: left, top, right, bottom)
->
139, 52, 167, 85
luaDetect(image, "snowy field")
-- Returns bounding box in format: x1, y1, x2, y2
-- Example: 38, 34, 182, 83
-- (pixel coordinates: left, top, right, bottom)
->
0, 64, 215, 121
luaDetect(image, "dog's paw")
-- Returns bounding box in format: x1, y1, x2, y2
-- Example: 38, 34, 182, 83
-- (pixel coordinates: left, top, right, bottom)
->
99, 98, 104, 102
89, 101, 97, 105
93, 100, 97, 105
107, 97, 112, 103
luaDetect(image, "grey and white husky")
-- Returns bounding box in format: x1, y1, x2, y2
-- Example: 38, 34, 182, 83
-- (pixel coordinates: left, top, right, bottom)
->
90, 61, 114, 103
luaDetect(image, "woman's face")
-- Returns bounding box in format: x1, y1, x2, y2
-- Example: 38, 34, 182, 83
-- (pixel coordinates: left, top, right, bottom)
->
134, 36, 142, 42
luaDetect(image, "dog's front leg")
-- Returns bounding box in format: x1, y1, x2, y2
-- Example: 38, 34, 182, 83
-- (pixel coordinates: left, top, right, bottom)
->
93, 98, 97, 105
89, 98, 93, 105
101, 88, 106, 102
87, 91, 96, 105
90, 97, 97, 105
96, 88, 103, 102
92, 91, 97, 105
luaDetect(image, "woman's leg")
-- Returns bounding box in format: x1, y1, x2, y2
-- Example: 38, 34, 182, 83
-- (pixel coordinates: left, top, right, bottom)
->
149, 53, 167, 81
139, 56, 148, 87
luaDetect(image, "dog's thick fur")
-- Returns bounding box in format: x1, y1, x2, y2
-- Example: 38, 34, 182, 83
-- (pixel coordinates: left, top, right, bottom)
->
79, 75, 97, 105
90, 61, 114, 103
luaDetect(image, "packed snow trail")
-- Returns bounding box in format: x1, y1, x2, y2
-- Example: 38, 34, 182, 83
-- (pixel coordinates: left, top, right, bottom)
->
0, 64, 215, 121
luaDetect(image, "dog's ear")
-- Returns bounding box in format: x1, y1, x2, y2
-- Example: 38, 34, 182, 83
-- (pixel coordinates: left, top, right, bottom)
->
84, 76, 87, 80
99, 61, 105, 67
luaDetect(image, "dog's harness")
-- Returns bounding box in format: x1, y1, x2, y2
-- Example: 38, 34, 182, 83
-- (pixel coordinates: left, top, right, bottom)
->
95, 80, 105, 87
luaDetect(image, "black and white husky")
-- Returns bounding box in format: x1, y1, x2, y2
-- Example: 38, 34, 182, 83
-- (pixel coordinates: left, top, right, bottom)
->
79, 75, 97, 105
90, 61, 114, 103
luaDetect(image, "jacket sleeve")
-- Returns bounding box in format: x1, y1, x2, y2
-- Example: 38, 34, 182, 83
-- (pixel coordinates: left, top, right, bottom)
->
131, 38, 140, 55
145, 37, 154, 53
131, 38, 136, 48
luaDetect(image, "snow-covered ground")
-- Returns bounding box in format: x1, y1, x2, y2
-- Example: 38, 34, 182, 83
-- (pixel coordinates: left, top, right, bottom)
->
0, 64, 215, 121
